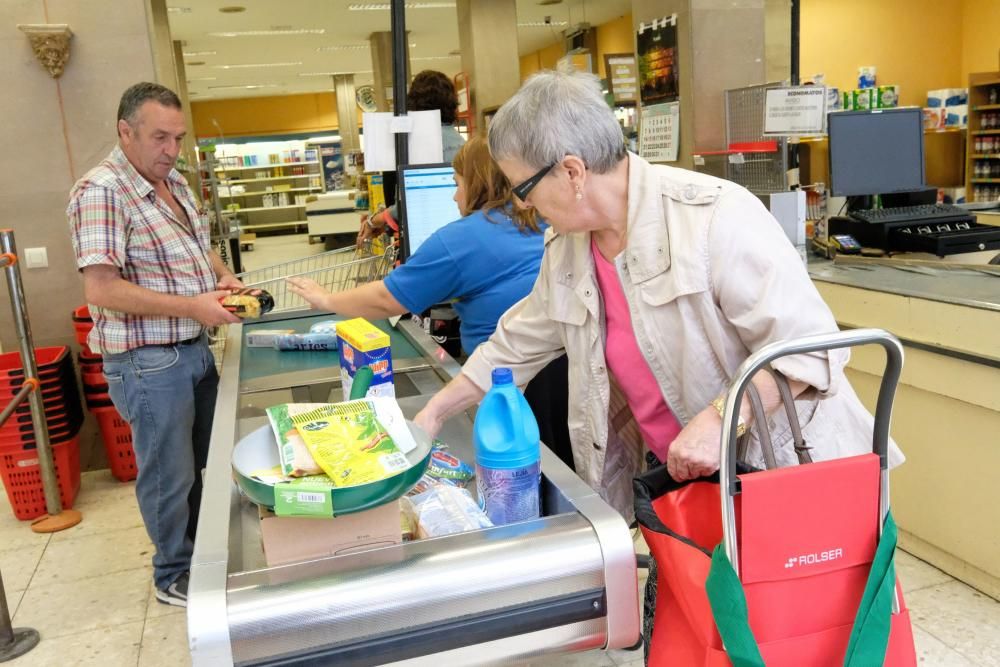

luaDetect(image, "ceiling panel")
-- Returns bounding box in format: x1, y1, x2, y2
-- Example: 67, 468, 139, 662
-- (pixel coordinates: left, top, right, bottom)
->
169, 0, 630, 101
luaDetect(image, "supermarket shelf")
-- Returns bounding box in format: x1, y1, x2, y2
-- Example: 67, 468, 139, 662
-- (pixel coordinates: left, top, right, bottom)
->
924, 127, 966, 134
219, 175, 318, 184
972, 154, 1000, 159
221, 187, 321, 197
216, 160, 318, 171
972, 104, 1000, 111
229, 204, 305, 213
972, 130, 1000, 135
238, 220, 306, 231
971, 178, 1000, 184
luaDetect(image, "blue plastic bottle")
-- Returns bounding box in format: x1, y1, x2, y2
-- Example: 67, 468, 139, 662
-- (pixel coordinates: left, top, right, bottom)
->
473, 367, 541, 525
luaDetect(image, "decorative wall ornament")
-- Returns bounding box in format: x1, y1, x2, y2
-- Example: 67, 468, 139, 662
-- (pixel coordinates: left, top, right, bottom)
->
17, 24, 74, 79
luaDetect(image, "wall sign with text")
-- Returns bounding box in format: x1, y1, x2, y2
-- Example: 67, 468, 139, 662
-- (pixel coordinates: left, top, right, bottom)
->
605, 54, 638, 105
763, 86, 828, 135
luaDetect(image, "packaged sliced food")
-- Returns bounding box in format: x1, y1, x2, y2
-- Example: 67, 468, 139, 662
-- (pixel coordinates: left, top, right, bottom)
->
221, 288, 274, 319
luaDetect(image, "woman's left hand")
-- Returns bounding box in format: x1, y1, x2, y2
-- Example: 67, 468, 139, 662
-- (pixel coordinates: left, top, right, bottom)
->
287, 277, 331, 311
666, 407, 723, 481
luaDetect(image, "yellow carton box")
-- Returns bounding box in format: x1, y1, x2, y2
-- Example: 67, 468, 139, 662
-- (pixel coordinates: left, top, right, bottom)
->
337, 318, 394, 400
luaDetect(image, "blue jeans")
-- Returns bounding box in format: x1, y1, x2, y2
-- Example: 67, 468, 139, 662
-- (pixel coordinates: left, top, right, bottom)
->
103, 339, 218, 590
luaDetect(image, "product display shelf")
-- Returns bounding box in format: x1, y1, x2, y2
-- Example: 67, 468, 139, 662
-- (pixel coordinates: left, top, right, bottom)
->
218, 175, 319, 184
966, 71, 1000, 202
215, 160, 319, 171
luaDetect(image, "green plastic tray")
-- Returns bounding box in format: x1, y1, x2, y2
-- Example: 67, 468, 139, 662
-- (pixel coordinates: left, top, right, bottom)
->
232, 421, 433, 517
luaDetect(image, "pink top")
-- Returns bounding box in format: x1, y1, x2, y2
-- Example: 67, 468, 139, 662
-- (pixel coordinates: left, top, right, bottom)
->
591, 238, 683, 462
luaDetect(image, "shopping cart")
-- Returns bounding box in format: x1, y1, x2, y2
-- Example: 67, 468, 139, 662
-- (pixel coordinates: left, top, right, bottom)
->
208, 241, 396, 366
635, 328, 917, 666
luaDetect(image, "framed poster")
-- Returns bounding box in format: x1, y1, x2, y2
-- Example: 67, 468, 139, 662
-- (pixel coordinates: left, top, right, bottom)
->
637, 15, 679, 104
763, 86, 828, 135
604, 54, 639, 105
639, 102, 680, 163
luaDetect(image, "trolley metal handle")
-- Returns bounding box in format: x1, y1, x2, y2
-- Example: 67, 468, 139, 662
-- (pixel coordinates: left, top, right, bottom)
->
719, 328, 904, 575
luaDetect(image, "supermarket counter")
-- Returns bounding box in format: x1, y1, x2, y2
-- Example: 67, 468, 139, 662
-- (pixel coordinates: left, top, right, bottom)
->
188, 312, 639, 666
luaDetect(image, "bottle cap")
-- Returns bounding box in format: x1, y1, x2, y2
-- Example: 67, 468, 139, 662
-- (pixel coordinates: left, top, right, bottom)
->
491, 367, 513, 385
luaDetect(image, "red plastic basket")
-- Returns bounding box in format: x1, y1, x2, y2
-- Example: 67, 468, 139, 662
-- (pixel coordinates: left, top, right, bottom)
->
0, 437, 80, 520
72, 305, 93, 348
0, 347, 70, 379
92, 406, 136, 482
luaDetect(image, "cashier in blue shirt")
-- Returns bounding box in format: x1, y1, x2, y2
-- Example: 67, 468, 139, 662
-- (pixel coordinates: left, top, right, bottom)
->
287, 136, 573, 469
288, 135, 543, 353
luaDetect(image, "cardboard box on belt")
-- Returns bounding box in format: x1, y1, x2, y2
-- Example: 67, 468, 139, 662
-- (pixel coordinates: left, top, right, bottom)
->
259, 500, 402, 567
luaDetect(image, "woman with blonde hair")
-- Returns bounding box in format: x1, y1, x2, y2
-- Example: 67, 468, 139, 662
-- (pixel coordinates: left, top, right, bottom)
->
288, 135, 573, 467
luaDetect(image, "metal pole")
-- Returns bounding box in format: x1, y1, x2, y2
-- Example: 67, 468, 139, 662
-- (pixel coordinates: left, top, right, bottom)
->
0, 230, 62, 516
788, 0, 801, 175
0, 382, 36, 429
391, 0, 410, 257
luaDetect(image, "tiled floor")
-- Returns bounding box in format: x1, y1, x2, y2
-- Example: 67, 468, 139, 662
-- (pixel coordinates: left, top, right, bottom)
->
1, 468, 998, 666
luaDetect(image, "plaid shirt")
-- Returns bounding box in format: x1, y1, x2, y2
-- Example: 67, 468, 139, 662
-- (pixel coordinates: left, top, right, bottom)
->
67, 146, 216, 354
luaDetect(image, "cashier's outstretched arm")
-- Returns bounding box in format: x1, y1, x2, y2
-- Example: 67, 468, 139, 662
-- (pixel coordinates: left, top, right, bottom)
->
287, 276, 406, 321
413, 374, 485, 439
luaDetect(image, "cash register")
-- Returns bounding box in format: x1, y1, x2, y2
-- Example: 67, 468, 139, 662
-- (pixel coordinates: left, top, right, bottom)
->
827, 108, 1000, 256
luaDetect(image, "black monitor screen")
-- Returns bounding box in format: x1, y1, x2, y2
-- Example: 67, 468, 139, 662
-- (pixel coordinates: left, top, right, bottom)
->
828, 108, 925, 198
399, 164, 462, 258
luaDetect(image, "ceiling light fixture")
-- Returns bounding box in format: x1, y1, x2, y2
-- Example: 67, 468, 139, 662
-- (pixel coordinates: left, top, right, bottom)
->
316, 44, 369, 52
517, 20, 568, 27
213, 62, 303, 69
411, 55, 460, 61
299, 71, 373, 77
207, 83, 281, 91
218, 5, 246, 12
209, 29, 326, 37
348, 2, 456, 10
187, 61, 205, 66
187, 77, 218, 82
166, 6, 191, 13
183, 50, 217, 57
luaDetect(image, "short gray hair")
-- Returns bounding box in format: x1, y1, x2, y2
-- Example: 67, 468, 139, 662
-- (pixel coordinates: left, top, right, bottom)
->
488, 69, 626, 174
117, 82, 182, 128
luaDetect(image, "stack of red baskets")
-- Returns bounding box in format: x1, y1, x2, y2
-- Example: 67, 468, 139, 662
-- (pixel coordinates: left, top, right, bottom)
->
73, 305, 137, 483
0, 346, 83, 520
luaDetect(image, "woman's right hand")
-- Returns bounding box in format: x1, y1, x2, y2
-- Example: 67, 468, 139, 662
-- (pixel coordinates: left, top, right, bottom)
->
287, 277, 331, 311
356, 211, 384, 248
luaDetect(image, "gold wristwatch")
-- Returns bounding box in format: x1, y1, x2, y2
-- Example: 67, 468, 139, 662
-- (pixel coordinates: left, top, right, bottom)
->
711, 395, 747, 437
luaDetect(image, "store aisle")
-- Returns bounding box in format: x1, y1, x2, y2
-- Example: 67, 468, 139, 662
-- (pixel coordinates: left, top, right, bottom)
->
237, 233, 328, 274
1, 470, 997, 666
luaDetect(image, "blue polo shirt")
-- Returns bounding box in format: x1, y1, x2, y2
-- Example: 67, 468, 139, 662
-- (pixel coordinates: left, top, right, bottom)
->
384, 208, 546, 353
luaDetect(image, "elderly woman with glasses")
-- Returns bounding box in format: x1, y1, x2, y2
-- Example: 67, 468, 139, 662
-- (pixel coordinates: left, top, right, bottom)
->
417, 68, 901, 499
414, 69, 903, 657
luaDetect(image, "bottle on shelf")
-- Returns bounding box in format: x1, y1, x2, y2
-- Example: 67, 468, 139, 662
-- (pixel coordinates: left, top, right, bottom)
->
991, 87, 998, 105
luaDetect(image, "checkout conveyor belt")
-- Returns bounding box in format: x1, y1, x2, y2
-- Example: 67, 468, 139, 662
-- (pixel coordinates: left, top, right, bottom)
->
188, 312, 640, 666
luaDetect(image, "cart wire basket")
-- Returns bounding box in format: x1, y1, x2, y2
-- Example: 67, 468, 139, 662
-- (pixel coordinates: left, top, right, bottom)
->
208, 240, 397, 368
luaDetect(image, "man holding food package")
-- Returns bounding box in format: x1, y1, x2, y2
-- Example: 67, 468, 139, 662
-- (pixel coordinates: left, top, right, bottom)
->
67, 82, 245, 607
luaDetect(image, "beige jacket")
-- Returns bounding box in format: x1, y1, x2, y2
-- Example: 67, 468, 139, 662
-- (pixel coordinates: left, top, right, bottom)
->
463, 153, 903, 519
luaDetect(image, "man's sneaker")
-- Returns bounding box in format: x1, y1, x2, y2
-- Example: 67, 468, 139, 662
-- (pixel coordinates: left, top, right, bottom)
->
155, 571, 189, 607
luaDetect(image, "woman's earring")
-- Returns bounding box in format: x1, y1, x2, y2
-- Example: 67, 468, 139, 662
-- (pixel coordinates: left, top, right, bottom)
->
575, 187, 583, 201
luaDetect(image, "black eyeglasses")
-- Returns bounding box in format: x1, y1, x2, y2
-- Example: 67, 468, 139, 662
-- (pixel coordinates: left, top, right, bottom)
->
511, 162, 556, 202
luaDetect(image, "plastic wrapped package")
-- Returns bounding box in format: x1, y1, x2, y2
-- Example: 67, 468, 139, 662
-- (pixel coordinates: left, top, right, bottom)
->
405, 485, 492, 539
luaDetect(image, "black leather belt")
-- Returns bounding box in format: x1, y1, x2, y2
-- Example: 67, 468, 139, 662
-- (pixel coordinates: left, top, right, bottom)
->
177, 336, 201, 346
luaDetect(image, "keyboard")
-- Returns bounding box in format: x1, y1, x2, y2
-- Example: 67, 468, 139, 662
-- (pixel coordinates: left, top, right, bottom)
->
850, 204, 972, 225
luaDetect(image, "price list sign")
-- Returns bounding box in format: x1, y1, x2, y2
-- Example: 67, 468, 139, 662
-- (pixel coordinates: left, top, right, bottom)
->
605, 54, 639, 105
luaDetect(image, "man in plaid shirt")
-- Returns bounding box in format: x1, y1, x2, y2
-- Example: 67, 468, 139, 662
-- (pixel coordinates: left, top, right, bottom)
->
68, 82, 241, 608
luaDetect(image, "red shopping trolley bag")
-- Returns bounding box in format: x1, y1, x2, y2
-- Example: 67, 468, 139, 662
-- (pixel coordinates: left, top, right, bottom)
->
634, 329, 917, 666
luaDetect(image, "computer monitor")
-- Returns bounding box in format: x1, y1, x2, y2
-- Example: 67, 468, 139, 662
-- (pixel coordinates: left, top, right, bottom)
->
828, 108, 925, 198
398, 163, 462, 259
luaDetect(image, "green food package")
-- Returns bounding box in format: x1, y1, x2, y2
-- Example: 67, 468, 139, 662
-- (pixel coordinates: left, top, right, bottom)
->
290, 398, 417, 488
